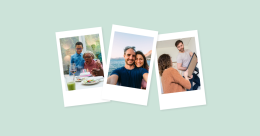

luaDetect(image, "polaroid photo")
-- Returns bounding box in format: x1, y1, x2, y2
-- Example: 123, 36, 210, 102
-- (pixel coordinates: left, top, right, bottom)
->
102, 25, 158, 105
155, 30, 206, 110
56, 27, 109, 107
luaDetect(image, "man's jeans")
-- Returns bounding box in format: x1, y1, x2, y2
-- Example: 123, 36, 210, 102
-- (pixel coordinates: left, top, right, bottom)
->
184, 73, 201, 91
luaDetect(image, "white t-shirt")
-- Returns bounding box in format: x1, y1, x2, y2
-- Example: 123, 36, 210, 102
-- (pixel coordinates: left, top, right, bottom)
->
177, 49, 192, 70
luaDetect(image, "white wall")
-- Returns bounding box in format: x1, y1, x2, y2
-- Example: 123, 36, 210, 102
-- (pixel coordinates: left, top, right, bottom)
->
156, 46, 178, 62
156, 37, 197, 62
187, 37, 197, 54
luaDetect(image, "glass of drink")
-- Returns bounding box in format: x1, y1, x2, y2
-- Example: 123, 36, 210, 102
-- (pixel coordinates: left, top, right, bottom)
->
67, 81, 75, 91
70, 63, 77, 81
66, 75, 76, 91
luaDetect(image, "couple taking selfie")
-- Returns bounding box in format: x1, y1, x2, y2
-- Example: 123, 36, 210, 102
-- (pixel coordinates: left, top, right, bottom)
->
107, 46, 149, 89
69, 42, 104, 77
159, 40, 201, 94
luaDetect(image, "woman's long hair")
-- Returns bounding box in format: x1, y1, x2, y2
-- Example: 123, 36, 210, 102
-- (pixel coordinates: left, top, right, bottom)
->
158, 54, 172, 76
135, 51, 149, 70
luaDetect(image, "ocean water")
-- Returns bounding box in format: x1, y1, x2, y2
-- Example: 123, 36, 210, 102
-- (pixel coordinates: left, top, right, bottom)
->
108, 59, 150, 76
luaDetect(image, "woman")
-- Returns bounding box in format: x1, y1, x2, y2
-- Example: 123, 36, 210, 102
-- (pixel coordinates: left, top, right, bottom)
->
158, 54, 191, 94
83, 51, 104, 77
135, 51, 149, 89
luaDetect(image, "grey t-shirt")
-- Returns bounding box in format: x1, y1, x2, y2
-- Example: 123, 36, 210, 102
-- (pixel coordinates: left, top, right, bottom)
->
177, 49, 192, 70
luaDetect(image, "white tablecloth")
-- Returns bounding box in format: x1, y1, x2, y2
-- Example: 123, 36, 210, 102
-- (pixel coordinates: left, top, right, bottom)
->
64, 75, 104, 91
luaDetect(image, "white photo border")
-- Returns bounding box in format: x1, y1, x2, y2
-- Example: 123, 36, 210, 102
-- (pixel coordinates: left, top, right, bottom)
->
102, 25, 158, 105
56, 27, 109, 107
155, 30, 206, 110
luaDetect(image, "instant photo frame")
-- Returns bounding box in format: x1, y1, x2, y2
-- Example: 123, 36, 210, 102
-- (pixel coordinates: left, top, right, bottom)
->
155, 30, 206, 110
102, 25, 158, 105
56, 27, 109, 107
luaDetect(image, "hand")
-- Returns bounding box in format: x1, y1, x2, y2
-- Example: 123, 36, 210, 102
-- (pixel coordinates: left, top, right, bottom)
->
183, 70, 189, 78
91, 68, 104, 77
95, 60, 102, 69
188, 74, 193, 79
91, 68, 99, 77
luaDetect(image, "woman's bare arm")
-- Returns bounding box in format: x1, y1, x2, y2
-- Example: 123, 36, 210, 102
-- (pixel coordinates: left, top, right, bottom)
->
143, 73, 148, 82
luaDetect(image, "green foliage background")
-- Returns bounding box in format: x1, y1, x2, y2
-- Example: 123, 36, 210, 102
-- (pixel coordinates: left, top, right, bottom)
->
85, 34, 102, 62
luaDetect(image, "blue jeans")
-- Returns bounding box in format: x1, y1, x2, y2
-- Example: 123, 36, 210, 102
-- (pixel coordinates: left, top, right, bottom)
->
184, 73, 200, 91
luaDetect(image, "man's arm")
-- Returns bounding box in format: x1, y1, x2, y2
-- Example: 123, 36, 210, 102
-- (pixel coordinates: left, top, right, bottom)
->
177, 63, 187, 71
143, 73, 148, 82
107, 75, 119, 85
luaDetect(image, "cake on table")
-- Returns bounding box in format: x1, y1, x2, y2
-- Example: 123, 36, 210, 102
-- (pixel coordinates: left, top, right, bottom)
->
80, 69, 91, 77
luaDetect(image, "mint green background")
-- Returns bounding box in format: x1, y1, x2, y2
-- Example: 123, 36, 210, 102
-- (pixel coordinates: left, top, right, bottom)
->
1, 0, 259, 135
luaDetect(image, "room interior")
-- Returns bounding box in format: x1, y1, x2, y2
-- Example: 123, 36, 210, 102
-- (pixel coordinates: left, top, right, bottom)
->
156, 37, 200, 93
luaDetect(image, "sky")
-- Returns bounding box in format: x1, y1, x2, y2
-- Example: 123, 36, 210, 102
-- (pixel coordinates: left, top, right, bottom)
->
110, 31, 154, 58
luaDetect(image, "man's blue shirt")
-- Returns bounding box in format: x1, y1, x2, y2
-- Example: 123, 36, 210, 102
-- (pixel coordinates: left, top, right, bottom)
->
111, 67, 148, 89
70, 53, 85, 76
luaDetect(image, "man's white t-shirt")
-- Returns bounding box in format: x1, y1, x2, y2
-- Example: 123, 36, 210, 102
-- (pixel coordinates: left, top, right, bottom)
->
177, 49, 192, 70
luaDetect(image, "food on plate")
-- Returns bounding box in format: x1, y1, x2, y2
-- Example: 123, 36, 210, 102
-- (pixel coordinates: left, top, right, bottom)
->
82, 79, 98, 84
74, 76, 82, 82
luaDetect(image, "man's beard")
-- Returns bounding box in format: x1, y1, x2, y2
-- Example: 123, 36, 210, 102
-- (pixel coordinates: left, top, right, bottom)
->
125, 59, 134, 66
179, 48, 184, 52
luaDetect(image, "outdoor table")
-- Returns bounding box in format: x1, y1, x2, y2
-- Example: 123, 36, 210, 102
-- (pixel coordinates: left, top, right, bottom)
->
64, 75, 104, 91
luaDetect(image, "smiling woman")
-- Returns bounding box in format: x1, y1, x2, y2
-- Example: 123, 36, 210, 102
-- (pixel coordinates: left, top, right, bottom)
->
135, 51, 149, 70
135, 51, 149, 89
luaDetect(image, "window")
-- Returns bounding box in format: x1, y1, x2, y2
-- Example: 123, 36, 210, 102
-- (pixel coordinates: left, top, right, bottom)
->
60, 36, 79, 74
84, 34, 102, 63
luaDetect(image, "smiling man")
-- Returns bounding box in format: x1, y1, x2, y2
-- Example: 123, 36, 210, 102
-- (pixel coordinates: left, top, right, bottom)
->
107, 46, 148, 89
70, 42, 85, 76
175, 40, 200, 91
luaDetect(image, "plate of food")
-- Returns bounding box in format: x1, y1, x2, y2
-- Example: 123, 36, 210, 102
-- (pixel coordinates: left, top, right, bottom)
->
82, 79, 99, 85
75, 76, 83, 82
75, 79, 82, 82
